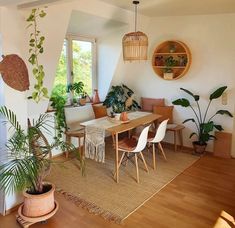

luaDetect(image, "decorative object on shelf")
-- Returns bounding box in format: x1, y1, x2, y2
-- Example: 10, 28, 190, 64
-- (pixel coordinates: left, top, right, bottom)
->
152, 40, 191, 80
0, 54, 29, 91
27, 8, 49, 103
172, 86, 233, 154
92, 89, 101, 104
122, 1, 148, 62
163, 56, 178, 79
169, 43, 176, 53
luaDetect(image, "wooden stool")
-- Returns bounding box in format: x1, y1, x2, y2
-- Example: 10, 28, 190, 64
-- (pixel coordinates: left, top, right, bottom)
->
166, 124, 185, 152
65, 130, 85, 158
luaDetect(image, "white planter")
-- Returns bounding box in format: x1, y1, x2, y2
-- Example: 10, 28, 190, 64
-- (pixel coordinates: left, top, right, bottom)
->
115, 113, 121, 121
164, 72, 174, 80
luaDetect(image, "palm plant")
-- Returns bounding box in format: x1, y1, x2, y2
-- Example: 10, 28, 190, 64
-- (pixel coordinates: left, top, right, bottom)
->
172, 86, 233, 146
0, 106, 77, 195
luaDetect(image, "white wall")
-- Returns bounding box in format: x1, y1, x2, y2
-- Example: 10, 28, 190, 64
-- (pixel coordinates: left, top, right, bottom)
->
112, 13, 235, 155
0, 6, 28, 212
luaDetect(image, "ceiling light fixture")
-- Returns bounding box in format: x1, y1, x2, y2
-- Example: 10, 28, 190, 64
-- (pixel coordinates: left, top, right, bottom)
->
122, 1, 148, 62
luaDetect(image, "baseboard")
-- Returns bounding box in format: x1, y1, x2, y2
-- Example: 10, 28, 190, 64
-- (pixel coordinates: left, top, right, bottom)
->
4, 204, 20, 216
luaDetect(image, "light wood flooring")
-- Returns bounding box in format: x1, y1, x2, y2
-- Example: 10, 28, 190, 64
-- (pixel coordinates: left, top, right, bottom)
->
0, 154, 235, 228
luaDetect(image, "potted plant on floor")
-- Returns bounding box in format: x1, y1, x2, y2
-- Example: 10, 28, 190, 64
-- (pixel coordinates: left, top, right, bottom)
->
0, 107, 76, 221
103, 84, 141, 120
172, 86, 233, 154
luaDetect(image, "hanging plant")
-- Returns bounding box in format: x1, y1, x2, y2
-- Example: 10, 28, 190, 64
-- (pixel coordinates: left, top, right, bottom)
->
27, 8, 48, 103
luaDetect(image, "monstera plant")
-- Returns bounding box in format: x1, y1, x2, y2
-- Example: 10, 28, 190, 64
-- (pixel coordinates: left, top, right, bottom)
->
172, 86, 233, 154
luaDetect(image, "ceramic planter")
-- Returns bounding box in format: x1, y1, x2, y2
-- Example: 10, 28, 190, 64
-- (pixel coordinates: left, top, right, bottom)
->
192, 141, 207, 154
22, 182, 56, 218
79, 98, 86, 106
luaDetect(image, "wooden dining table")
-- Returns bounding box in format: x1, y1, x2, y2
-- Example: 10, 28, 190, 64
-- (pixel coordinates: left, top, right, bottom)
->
80, 112, 161, 183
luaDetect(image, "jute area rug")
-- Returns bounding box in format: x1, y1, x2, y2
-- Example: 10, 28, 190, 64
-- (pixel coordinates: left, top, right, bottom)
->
47, 141, 199, 224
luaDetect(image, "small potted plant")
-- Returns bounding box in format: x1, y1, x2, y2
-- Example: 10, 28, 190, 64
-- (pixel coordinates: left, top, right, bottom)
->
79, 91, 87, 106
67, 81, 86, 106
103, 84, 140, 120
172, 86, 233, 154
164, 56, 177, 80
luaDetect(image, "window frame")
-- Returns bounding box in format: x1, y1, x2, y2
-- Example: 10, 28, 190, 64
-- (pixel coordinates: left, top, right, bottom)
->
66, 34, 97, 99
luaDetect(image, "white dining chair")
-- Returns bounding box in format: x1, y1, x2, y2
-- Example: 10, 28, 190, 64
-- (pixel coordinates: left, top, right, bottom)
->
148, 119, 169, 170
116, 125, 151, 183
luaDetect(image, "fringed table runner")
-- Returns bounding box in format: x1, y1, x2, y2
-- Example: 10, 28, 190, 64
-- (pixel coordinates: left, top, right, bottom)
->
85, 125, 105, 163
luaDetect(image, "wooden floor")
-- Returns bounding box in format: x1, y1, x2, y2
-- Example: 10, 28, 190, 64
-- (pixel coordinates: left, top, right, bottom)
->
0, 155, 235, 228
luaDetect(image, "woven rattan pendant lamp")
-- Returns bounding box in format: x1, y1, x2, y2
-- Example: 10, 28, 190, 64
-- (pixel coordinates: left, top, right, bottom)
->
122, 1, 148, 62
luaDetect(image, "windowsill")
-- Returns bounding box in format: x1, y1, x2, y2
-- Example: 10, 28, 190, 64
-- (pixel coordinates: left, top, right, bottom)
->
46, 102, 103, 113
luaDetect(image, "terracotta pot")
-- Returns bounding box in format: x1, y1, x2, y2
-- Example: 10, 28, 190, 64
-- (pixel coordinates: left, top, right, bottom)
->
120, 112, 128, 121
192, 141, 207, 154
22, 182, 55, 218
92, 89, 100, 104
79, 98, 86, 106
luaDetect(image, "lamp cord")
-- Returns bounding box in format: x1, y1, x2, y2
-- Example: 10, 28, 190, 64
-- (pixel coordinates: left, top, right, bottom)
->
135, 3, 137, 32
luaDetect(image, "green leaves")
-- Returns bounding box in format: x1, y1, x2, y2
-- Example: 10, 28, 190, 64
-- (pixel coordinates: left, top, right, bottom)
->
180, 88, 200, 101
172, 98, 190, 107
216, 110, 233, 117
209, 86, 227, 100
27, 8, 48, 103
173, 86, 233, 145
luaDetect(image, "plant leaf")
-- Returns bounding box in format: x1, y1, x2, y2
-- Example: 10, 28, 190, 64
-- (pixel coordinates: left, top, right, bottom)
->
180, 88, 200, 101
216, 110, 233, 117
214, 125, 223, 131
189, 132, 197, 138
209, 86, 227, 100
172, 98, 190, 107
183, 118, 195, 124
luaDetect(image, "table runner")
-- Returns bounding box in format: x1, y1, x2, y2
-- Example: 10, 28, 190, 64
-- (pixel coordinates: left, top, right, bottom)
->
82, 111, 151, 163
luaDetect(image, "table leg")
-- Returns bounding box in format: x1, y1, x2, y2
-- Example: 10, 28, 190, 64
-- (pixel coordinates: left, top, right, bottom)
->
179, 129, 183, 149
174, 131, 177, 152
115, 133, 119, 183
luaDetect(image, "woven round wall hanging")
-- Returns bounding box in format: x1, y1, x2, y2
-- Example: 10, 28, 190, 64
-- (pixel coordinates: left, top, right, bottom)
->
0, 54, 29, 91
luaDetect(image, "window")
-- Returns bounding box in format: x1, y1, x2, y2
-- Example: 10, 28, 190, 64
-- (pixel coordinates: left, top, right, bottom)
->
51, 35, 96, 102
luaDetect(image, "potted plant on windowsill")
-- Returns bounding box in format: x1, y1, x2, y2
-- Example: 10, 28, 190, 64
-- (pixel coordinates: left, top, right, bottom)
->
172, 86, 233, 154
67, 81, 87, 106
103, 84, 141, 120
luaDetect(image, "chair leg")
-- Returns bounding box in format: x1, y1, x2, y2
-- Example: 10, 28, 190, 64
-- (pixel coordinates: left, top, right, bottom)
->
139, 152, 149, 173
134, 154, 140, 183
158, 142, 167, 161
174, 131, 177, 152
152, 143, 156, 170
114, 152, 126, 178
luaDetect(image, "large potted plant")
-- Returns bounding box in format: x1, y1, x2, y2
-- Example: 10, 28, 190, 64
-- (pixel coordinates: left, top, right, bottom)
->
172, 86, 233, 154
103, 84, 141, 120
0, 107, 77, 221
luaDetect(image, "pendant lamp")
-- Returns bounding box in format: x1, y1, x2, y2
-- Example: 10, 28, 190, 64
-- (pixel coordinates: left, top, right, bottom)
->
122, 1, 148, 62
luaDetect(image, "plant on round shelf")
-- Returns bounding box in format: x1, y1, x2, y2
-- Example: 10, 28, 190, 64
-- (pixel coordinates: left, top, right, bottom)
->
164, 56, 178, 79
172, 86, 233, 154
27, 8, 49, 103
103, 84, 141, 116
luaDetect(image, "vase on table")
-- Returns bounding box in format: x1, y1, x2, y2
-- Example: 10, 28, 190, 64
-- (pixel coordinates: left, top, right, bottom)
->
92, 89, 100, 104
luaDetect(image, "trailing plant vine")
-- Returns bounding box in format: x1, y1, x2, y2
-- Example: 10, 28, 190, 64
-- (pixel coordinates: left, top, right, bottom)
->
27, 8, 48, 103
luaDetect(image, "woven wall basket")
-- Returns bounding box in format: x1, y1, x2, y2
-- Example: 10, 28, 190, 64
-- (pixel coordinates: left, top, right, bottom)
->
0, 54, 29, 92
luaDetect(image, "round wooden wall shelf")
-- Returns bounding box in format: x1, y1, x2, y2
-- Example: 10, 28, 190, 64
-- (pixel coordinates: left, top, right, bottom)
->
152, 40, 191, 80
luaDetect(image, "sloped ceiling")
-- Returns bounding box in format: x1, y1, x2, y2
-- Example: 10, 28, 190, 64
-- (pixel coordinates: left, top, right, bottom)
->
67, 10, 127, 38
